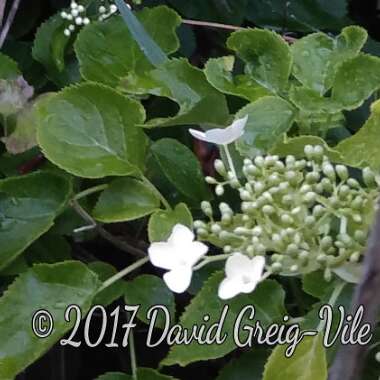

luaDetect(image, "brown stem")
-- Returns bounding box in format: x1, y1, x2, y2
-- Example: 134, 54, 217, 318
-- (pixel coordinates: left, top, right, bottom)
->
328, 202, 380, 380
182, 18, 297, 43
0, 0, 21, 48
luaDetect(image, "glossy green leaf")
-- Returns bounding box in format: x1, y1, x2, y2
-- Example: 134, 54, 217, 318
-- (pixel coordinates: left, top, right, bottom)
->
336, 99, 380, 169
332, 54, 380, 109
124, 274, 175, 329
115, 0, 168, 66
292, 26, 367, 94
96, 374, 131, 380
217, 349, 270, 380
292, 33, 334, 94
151, 138, 211, 202
263, 335, 327, 380
89, 261, 126, 306
162, 273, 285, 367
148, 203, 192, 242
0, 53, 20, 79
92, 178, 160, 223
32, 13, 71, 85
75, 7, 181, 87
227, 29, 292, 93
124, 58, 230, 128
235, 96, 296, 156
36, 83, 147, 178
204, 56, 270, 102
0, 172, 71, 270
0, 261, 100, 379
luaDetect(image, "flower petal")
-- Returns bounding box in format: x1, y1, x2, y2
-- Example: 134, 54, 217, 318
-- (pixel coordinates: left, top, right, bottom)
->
168, 224, 194, 246
189, 129, 209, 142
163, 267, 193, 293
249, 255, 266, 282
218, 278, 241, 300
148, 242, 175, 270
183, 241, 208, 267
230, 115, 248, 134
225, 252, 252, 279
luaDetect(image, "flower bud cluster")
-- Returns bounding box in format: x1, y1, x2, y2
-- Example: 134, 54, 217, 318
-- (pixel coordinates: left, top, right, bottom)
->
195, 145, 379, 280
61, 1, 131, 37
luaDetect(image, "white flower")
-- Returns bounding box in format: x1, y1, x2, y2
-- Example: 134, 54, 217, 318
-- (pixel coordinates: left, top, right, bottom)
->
148, 224, 208, 293
218, 252, 265, 300
189, 115, 248, 145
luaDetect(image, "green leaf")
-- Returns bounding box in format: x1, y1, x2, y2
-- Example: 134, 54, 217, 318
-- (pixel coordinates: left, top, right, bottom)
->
302, 271, 334, 299
148, 203, 192, 242
123, 58, 230, 128
96, 368, 178, 380
32, 14, 71, 85
124, 274, 175, 329
151, 138, 211, 202
96, 374, 131, 380
162, 273, 285, 367
332, 54, 380, 110
235, 96, 296, 156
0, 261, 100, 379
92, 178, 160, 223
270, 135, 344, 163
336, 99, 380, 170
0, 172, 71, 270
115, 0, 168, 66
227, 29, 292, 94
75, 7, 181, 88
36, 83, 147, 178
88, 261, 126, 306
0, 53, 20, 79
217, 349, 270, 380
292, 26, 367, 95
292, 33, 334, 94
204, 56, 270, 102
263, 335, 327, 380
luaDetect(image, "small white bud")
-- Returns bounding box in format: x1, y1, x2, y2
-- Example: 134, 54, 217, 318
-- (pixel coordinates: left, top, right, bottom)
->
215, 185, 224, 196
205, 176, 217, 184
64, 29, 71, 36
336, 165, 348, 181
83, 17, 90, 25
99, 5, 107, 13
254, 156, 265, 167
304, 145, 314, 158
75, 16, 83, 25
69, 24, 75, 31
110, 4, 118, 13
61, 11, 68, 19
71, 1, 78, 9
71, 9, 79, 17
77, 5, 85, 12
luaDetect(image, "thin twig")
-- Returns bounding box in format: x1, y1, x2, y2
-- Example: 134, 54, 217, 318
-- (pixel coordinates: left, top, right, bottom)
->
182, 18, 297, 43
329, 203, 380, 380
71, 200, 147, 258
0, 0, 7, 29
0, 0, 21, 49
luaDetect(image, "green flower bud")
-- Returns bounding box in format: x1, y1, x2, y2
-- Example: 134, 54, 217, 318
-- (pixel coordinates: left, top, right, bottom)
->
286, 155, 296, 166
286, 243, 298, 256
313, 205, 325, 218
295, 160, 307, 170
336, 165, 348, 181
290, 265, 299, 273
320, 236, 333, 249
234, 227, 249, 235
211, 224, 222, 234
256, 244, 266, 255
363, 167, 376, 187
350, 251, 361, 263
304, 145, 314, 159
262, 205, 275, 215
353, 214, 362, 223
245, 164, 260, 177
268, 173, 280, 186
354, 230, 366, 244
321, 178, 333, 192
214, 159, 226, 176
317, 254, 327, 263
264, 155, 276, 167
313, 145, 324, 158
254, 181, 265, 194
275, 161, 285, 171
324, 268, 332, 282
243, 158, 252, 166
338, 185, 350, 198
306, 172, 320, 184
197, 228, 208, 238
281, 214, 294, 225
215, 185, 225, 196
240, 189, 251, 201
254, 156, 265, 167
347, 178, 360, 189
300, 184, 312, 193
221, 214, 232, 225
223, 245, 232, 253
305, 215, 316, 226
252, 226, 263, 237
194, 220, 206, 229
230, 178, 240, 189
303, 191, 317, 203
352, 196, 363, 210
285, 170, 298, 185
201, 201, 213, 217
246, 245, 255, 256
219, 202, 231, 214
271, 254, 283, 262
262, 191, 273, 202
322, 163, 336, 181
205, 176, 217, 184
242, 214, 250, 222
269, 186, 280, 194
282, 194, 293, 206
314, 183, 324, 194
299, 250, 309, 261
271, 262, 283, 273
375, 352, 380, 363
